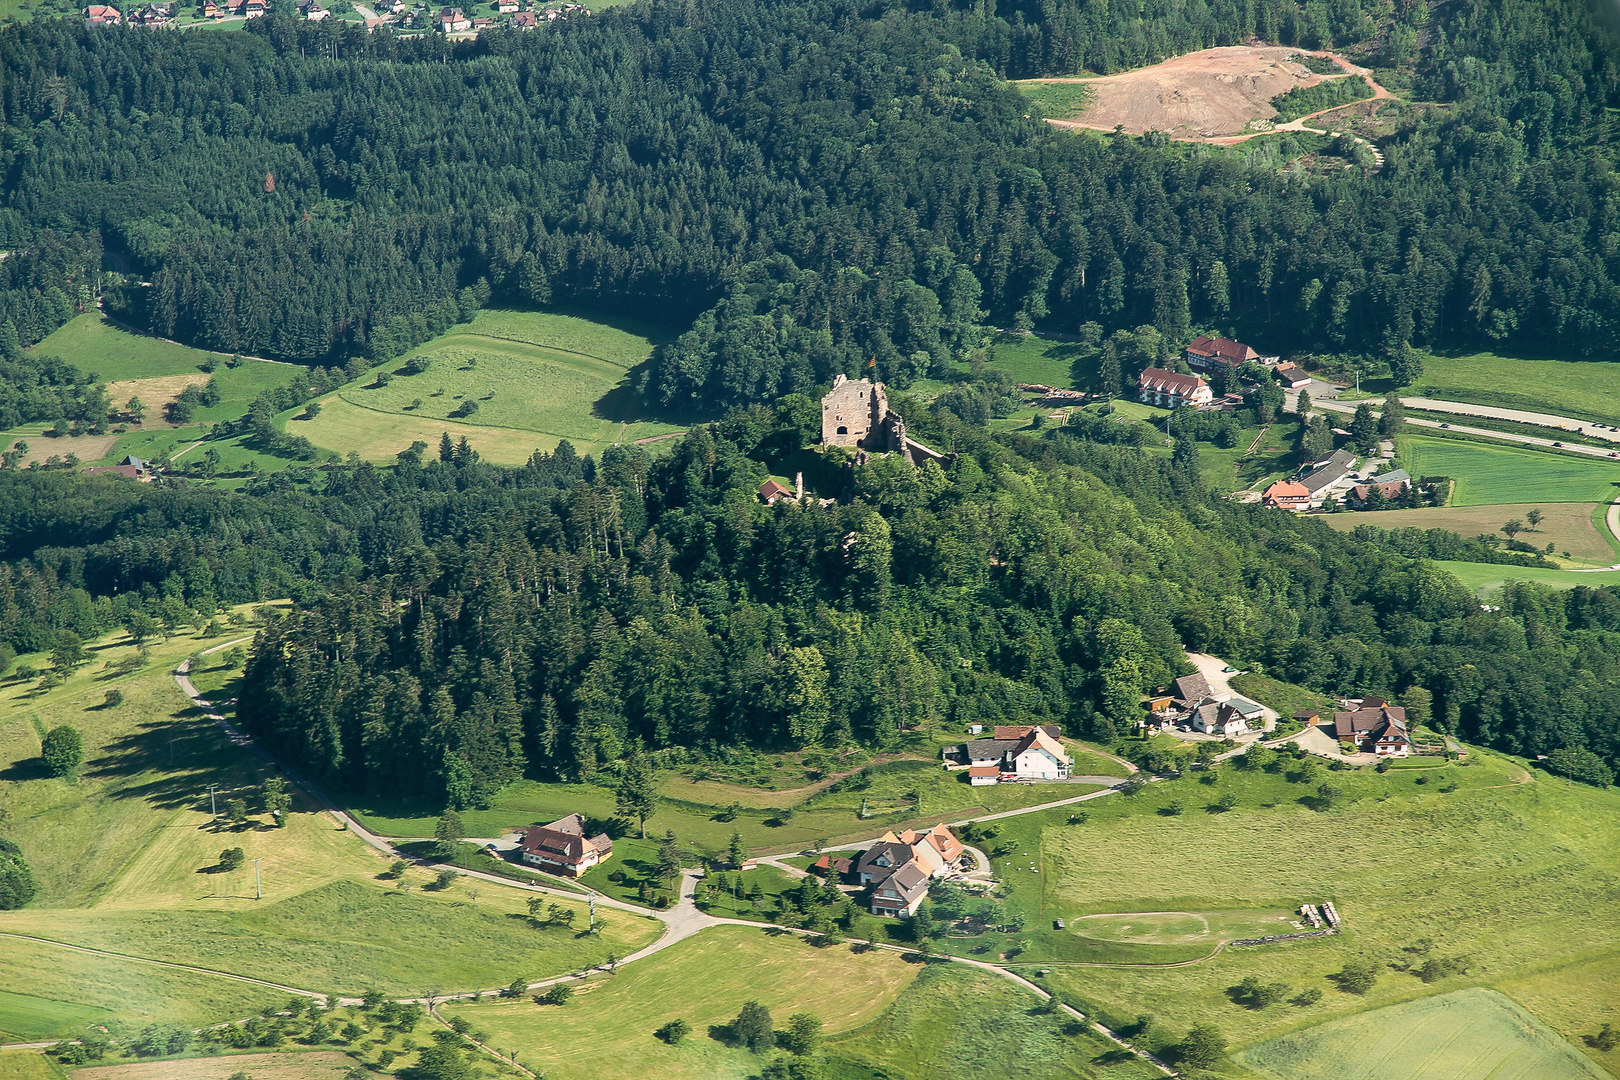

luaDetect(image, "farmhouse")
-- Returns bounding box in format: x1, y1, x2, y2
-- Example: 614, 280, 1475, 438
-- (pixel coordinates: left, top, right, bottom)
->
758, 479, 794, 505
821, 374, 945, 467
1325, 701, 1411, 757
851, 825, 967, 916
83, 3, 122, 21
948, 723, 1070, 780
1274, 363, 1311, 388
510, 10, 536, 24
1183, 335, 1277, 374
1262, 480, 1310, 511
438, 5, 470, 29
1190, 701, 1249, 737
518, 813, 613, 877
1348, 469, 1411, 508
1137, 368, 1212, 409
1298, 448, 1359, 507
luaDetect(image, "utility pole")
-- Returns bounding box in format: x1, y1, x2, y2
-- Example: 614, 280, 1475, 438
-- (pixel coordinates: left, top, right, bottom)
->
254, 858, 262, 900
588, 896, 596, 933
207, 783, 218, 819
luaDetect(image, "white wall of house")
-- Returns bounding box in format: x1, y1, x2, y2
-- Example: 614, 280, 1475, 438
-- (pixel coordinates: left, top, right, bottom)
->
1013, 746, 1068, 779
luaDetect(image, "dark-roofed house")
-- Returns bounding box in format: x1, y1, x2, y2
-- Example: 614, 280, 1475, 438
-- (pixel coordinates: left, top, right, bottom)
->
1299, 449, 1358, 506
1172, 673, 1211, 709
1184, 336, 1277, 373
519, 813, 613, 876
1275, 363, 1311, 388
855, 841, 915, 885
1327, 703, 1411, 757
870, 860, 930, 917
1190, 701, 1248, 737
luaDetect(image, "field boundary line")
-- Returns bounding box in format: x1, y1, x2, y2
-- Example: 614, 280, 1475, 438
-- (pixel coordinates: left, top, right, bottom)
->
442, 330, 641, 371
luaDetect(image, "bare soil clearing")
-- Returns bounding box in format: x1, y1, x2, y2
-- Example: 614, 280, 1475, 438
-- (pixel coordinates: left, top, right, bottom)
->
1031, 46, 1343, 138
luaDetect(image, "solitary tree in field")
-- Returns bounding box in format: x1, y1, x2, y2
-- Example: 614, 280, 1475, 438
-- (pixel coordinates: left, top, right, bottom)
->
261, 776, 291, 824
1501, 519, 1525, 539
434, 811, 465, 859
1526, 508, 1544, 528
1333, 959, 1380, 994
218, 847, 245, 871
1295, 388, 1312, 417
1175, 1024, 1227, 1069
126, 396, 146, 423
51, 631, 87, 676
731, 1001, 774, 1052
729, 830, 747, 869
41, 725, 83, 778
656, 1018, 691, 1045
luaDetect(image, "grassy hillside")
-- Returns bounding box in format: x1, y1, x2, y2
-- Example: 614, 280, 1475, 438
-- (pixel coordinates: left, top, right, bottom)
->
1012, 750, 1620, 1073
285, 309, 688, 465
1236, 988, 1609, 1080
439, 926, 920, 1080
0, 616, 658, 1032
1398, 434, 1620, 505
1435, 560, 1620, 596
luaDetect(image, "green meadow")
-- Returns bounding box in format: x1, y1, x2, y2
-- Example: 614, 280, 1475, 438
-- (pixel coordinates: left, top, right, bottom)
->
1416, 351, 1620, 426
1236, 988, 1609, 1080
1010, 749, 1620, 1068
286, 309, 687, 465
1398, 434, 1620, 505
982, 332, 1090, 389
1434, 560, 1620, 596
0, 614, 657, 1035
1014, 79, 1097, 120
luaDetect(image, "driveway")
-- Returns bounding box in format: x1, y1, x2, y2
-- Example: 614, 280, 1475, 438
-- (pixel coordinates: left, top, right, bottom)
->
1183, 652, 1277, 725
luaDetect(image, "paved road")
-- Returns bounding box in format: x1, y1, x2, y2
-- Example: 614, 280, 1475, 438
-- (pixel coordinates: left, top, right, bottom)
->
1397, 397, 1620, 442
142, 652, 1187, 1071
1311, 398, 1620, 460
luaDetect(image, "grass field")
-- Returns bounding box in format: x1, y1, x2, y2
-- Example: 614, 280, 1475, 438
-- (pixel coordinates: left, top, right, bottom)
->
1435, 560, 1620, 596
0, 1054, 59, 1080
1236, 988, 1609, 1080
0, 617, 657, 1019
1323, 501, 1620, 565
982, 333, 1089, 389
348, 760, 1107, 864
285, 309, 687, 465
1023, 749, 1620, 1058
826, 962, 1162, 1080
1015, 80, 1097, 120
1398, 434, 1620, 506
439, 925, 920, 1080
1416, 352, 1620, 426
69, 1052, 356, 1080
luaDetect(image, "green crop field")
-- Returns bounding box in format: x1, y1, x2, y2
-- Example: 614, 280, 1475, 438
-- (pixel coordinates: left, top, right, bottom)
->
1416, 352, 1620, 426
1323, 501, 1620, 566
1236, 988, 1609, 1080
1014, 80, 1096, 120
0, 614, 657, 1019
1398, 434, 1620, 505
0, 1053, 60, 1080
285, 309, 688, 465
439, 925, 920, 1080
1018, 749, 1620, 1058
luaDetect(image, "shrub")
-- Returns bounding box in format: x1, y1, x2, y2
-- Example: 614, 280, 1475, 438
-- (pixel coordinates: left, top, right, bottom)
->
41, 724, 83, 777
0, 838, 37, 909
656, 1018, 691, 1045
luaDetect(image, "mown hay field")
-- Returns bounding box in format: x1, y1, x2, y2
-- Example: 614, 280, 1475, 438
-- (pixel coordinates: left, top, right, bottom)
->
440, 925, 920, 1080
1323, 501, 1619, 565
286, 310, 687, 464
1235, 988, 1609, 1080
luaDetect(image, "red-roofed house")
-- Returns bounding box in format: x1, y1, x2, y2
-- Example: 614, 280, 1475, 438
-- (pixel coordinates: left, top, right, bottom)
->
1184, 336, 1276, 373
1263, 480, 1310, 511
1138, 368, 1212, 409
968, 764, 1000, 786
519, 813, 613, 876
758, 479, 794, 504
83, 3, 122, 21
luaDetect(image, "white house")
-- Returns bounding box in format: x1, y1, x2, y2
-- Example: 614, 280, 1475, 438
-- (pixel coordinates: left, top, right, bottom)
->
1190, 702, 1248, 737
1138, 368, 1213, 409
952, 724, 1071, 781
1012, 727, 1070, 780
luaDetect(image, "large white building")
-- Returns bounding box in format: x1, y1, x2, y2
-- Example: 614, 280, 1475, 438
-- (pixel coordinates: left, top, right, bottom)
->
1138, 368, 1213, 409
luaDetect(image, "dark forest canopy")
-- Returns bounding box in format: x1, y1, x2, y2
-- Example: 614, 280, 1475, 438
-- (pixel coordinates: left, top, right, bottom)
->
4, 414, 1620, 808
0, 0, 1616, 403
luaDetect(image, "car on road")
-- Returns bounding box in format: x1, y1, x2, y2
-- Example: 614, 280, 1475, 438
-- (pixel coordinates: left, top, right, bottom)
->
1221, 665, 1237, 673
1553, 442, 1563, 447
1440, 423, 1451, 428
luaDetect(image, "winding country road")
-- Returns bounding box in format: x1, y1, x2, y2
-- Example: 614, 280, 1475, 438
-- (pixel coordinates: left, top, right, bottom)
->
144, 646, 1179, 1074
1309, 397, 1620, 462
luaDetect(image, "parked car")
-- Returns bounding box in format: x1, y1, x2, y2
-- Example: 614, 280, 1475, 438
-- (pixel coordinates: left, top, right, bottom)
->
1221, 665, 1237, 673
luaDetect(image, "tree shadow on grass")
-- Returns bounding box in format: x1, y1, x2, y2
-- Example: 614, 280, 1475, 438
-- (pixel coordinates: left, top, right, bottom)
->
84, 712, 257, 811
0, 757, 50, 782
591, 361, 711, 430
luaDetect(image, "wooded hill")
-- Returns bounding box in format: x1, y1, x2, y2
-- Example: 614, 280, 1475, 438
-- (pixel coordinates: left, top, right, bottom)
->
0, 0, 1616, 407
5, 408, 1618, 807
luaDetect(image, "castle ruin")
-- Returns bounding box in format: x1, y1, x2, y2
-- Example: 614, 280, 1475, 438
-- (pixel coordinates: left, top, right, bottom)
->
821, 374, 945, 467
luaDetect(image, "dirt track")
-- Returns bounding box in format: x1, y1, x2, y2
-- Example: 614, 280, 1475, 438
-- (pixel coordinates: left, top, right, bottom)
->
1030, 45, 1383, 141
